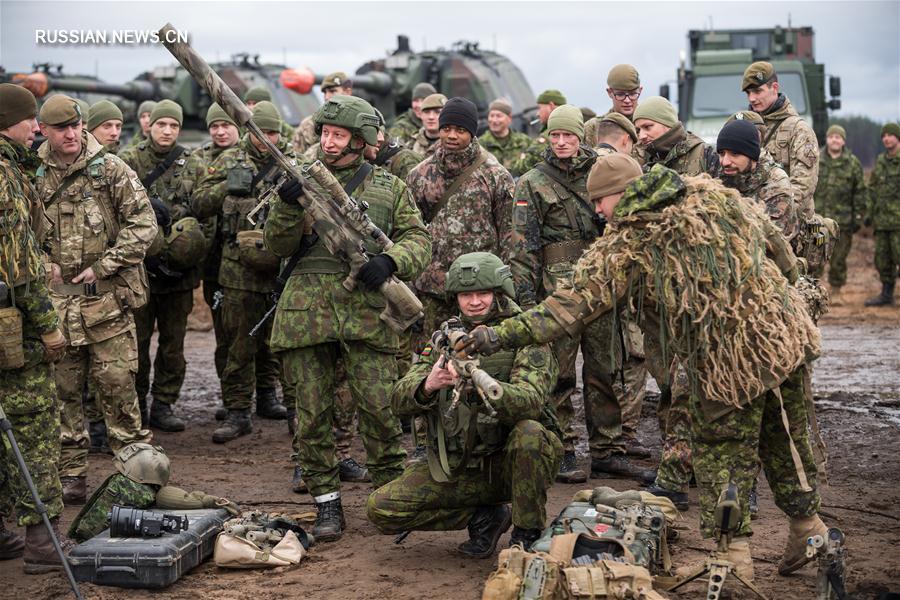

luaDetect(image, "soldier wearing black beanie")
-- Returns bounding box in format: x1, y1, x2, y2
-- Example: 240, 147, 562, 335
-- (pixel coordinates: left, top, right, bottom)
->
438, 97, 478, 138
716, 119, 760, 162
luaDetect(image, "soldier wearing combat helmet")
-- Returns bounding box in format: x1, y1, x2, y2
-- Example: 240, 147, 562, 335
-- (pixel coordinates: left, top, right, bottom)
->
293, 72, 353, 155
368, 251, 561, 556
264, 94, 430, 542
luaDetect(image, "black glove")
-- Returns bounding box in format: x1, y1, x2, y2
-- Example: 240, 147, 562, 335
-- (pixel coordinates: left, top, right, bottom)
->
144, 256, 183, 281
149, 196, 171, 236
453, 325, 502, 356
357, 254, 396, 290
278, 177, 304, 204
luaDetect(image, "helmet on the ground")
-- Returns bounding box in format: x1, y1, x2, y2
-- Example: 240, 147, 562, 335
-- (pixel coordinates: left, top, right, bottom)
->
113, 443, 171, 486
445, 252, 515, 300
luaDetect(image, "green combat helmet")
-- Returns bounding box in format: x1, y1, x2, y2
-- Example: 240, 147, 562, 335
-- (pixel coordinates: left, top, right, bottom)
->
313, 95, 380, 146
113, 443, 171, 486
445, 252, 515, 300
162, 216, 207, 271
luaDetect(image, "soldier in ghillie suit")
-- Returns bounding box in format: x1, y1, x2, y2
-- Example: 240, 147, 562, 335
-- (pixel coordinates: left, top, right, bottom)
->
815, 124, 866, 305
0, 83, 69, 573
459, 155, 833, 584
864, 122, 900, 307
367, 252, 561, 557
264, 95, 430, 542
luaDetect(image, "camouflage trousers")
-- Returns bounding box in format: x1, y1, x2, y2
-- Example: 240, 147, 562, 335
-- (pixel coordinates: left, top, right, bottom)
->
691, 365, 820, 538
826, 227, 854, 288
56, 328, 151, 478
220, 287, 283, 411
202, 280, 228, 380
653, 363, 693, 493
291, 356, 357, 462
280, 341, 405, 499
874, 230, 900, 284
135, 289, 193, 405
0, 363, 64, 526
367, 420, 563, 532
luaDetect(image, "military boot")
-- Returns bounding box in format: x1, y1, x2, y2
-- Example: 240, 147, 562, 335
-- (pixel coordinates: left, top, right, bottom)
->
645, 484, 689, 512
291, 466, 308, 493
23, 518, 73, 574
212, 409, 252, 444
508, 526, 541, 551
778, 514, 828, 575
590, 454, 644, 479
88, 420, 112, 455
0, 516, 25, 560
864, 282, 895, 306
214, 407, 227, 421
255, 389, 287, 420
726, 538, 755, 582
149, 400, 186, 432
556, 451, 587, 484
338, 458, 371, 483
624, 438, 652, 459
312, 496, 345, 542
457, 504, 512, 559
61, 476, 86, 506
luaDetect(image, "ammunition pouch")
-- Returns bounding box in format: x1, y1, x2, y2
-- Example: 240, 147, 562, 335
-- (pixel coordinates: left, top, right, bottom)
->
236, 230, 280, 273
542, 239, 589, 266
0, 306, 25, 370
226, 165, 254, 196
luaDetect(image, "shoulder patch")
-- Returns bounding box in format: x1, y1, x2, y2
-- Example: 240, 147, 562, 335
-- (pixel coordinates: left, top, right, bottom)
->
419, 344, 433, 357
207, 166, 216, 174
527, 347, 546, 367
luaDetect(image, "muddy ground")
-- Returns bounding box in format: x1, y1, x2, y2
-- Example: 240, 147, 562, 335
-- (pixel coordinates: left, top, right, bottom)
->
3, 230, 899, 600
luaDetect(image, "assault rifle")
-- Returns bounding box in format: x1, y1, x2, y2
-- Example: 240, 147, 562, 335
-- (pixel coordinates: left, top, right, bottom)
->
158, 23, 423, 333
430, 317, 503, 418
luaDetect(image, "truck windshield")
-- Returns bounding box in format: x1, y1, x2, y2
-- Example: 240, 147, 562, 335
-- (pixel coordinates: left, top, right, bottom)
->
691, 72, 807, 117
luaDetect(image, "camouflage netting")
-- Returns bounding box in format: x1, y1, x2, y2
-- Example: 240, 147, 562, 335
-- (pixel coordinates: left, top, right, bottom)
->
572, 169, 820, 408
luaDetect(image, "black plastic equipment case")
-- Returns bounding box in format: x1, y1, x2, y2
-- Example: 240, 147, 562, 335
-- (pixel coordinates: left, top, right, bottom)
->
68, 507, 229, 588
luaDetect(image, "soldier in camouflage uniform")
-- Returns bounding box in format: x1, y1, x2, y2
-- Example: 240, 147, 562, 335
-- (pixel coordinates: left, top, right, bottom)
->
366, 109, 423, 181
35, 95, 156, 506
264, 95, 430, 541
125, 100, 155, 149
244, 86, 295, 146
584, 64, 642, 148
410, 93, 446, 158
87, 100, 123, 154
388, 82, 436, 150
633, 96, 719, 176
293, 72, 353, 155
192, 102, 290, 444
479, 98, 531, 177
0, 84, 69, 573
407, 96, 514, 351
460, 156, 833, 582
121, 100, 206, 432
864, 122, 900, 306
512, 89, 566, 175
367, 252, 561, 555
814, 124, 865, 304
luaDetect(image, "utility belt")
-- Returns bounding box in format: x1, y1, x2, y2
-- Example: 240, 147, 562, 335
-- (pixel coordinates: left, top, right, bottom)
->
50, 280, 117, 296
291, 255, 349, 276
542, 239, 589, 266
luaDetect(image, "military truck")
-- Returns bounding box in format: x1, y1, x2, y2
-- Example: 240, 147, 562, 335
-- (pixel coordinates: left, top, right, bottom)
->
3, 56, 319, 145
660, 26, 841, 144
336, 35, 538, 134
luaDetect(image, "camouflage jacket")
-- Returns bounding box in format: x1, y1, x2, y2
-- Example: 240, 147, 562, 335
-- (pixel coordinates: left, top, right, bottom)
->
371, 141, 423, 181
635, 124, 719, 176
814, 148, 865, 227
193, 135, 295, 292
37, 132, 157, 346
493, 166, 816, 411
392, 299, 557, 471
411, 128, 440, 158
264, 150, 431, 353
388, 109, 422, 149
479, 130, 533, 177
191, 141, 236, 283
758, 95, 819, 220
0, 135, 59, 374
510, 146, 599, 307
583, 109, 632, 148
124, 130, 147, 149
292, 115, 318, 156
120, 136, 202, 293
868, 150, 900, 231
406, 139, 515, 296
723, 158, 799, 243
512, 128, 549, 176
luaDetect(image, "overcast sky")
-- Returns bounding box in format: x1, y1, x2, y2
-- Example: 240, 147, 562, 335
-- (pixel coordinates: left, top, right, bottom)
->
2, 0, 898, 121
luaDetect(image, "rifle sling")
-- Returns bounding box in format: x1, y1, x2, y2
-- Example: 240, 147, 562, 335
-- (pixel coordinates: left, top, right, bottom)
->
141, 145, 185, 190
429, 147, 487, 221
251, 156, 278, 192
374, 143, 403, 167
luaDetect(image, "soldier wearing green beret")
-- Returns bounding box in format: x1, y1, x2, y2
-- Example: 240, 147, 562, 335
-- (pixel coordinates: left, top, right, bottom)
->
864, 123, 900, 306
87, 99, 124, 154
35, 93, 156, 507
367, 252, 561, 556
120, 99, 205, 433
585, 64, 643, 147
512, 89, 567, 175
293, 72, 354, 156
388, 81, 437, 150
479, 98, 532, 177
814, 124, 866, 305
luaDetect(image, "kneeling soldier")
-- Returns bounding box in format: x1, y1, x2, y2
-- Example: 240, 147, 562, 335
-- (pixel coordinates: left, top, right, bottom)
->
367, 252, 562, 557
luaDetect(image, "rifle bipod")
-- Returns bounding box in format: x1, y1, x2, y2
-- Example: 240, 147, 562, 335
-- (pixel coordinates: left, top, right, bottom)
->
665, 550, 768, 600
